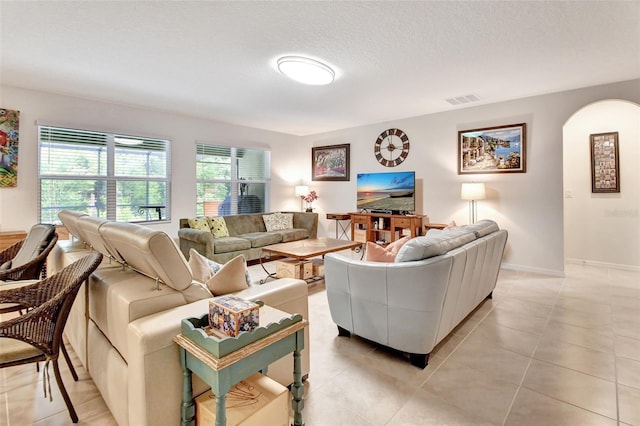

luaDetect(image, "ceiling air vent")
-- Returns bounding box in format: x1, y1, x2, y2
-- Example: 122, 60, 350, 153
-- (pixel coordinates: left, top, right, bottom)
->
445, 94, 481, 106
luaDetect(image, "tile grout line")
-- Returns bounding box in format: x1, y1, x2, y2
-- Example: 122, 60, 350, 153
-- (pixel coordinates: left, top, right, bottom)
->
499, 274, 564, 426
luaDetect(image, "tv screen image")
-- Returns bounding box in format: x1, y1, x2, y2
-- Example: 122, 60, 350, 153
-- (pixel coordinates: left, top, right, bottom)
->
356, 171, 415, 213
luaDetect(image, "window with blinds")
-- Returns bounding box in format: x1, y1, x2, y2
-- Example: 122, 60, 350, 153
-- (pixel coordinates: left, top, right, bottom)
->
196, 144, 270, 216
38, 126, 171, 223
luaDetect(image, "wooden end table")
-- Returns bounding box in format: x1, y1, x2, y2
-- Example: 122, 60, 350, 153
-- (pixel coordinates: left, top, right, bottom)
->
175, 305, 308, 426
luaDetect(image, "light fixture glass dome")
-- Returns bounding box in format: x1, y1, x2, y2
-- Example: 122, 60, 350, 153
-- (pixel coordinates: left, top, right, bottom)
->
277, 56, 335, 85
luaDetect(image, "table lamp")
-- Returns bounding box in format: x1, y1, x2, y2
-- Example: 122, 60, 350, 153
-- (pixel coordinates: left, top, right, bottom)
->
460, 182, 486, 224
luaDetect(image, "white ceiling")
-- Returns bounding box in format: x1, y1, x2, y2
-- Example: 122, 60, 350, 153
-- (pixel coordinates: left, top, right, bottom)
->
1, 1, 639, 136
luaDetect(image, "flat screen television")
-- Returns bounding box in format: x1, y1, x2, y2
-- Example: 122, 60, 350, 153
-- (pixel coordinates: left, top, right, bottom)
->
356, 171, 415, 214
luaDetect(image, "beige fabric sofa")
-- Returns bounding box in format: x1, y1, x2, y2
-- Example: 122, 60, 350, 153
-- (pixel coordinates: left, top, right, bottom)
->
178, 212, 318, 264
324, 219, 507, 368
51, 210, 310, 426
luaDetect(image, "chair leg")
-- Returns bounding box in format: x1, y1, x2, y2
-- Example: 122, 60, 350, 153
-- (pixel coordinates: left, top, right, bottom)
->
52, 358, 79, 423
60, 343, 78, 381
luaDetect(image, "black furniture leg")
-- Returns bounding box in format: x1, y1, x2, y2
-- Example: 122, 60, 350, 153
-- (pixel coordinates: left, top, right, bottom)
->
409, 353, 429, 369
337, 325, 351, 337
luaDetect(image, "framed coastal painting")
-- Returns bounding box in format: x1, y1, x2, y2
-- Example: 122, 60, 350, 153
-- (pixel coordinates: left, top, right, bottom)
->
312, 143, 350, 181
0, 108, 20, 188
590, 131, 620, 193
458, 123, 526, 174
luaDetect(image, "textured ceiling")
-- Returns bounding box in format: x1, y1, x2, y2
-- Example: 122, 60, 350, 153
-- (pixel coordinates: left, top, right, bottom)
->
1, 1, 639, 136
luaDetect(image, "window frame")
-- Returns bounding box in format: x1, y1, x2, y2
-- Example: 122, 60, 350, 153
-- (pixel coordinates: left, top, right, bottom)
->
38, 125, 171, 224
195, 143, 270, 216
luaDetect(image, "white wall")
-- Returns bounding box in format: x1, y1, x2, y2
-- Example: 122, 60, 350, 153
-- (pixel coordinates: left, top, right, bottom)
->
563, 100, 640, 269
2, 80, 639, 275
0, 85, 301, 236
303, 79, 640, 276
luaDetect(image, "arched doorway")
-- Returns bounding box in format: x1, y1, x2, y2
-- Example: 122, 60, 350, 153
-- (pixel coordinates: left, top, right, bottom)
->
563, 100, 640, 269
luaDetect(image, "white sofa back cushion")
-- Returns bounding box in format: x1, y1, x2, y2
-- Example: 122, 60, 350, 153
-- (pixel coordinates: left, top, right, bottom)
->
100, 222, 192, 291
395, 227, 476, 262
58, 210, 88, 241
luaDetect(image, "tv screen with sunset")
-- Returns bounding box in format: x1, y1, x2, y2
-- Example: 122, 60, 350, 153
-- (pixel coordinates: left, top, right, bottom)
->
356, 171, 415, 213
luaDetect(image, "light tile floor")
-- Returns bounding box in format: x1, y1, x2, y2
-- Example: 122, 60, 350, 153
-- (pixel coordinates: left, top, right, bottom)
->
1, 261, 639, 425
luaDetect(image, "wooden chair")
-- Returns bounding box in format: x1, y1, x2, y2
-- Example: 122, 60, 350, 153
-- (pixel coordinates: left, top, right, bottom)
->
0, 252, 103, 423
0, 224, 58, 282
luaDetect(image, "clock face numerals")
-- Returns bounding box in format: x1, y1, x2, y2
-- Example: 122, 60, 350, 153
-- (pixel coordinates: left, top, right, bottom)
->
374, 128, 410, 167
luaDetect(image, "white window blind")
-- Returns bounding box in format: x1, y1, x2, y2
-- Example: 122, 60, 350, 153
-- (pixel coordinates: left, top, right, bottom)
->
38, 125, 171, 223
195, 144, 270, 216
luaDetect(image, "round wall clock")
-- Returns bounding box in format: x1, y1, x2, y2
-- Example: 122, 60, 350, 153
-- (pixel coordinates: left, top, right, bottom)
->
374, 128, 410, 167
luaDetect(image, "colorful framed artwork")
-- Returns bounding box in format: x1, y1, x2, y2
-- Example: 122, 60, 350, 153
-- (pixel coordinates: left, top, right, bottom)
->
458, 123, 526, 174
0, 108, 19, 187
312, 143, 350, 181
590, 131, 620, 193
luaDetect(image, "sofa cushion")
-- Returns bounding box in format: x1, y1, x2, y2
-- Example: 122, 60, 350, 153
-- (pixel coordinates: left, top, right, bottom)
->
365, 236, 410, 262
277, 228, 310, 243
240, 232, 283, 248
188, 217, 211, 232
224, 214, 267, 236
205, 255, 250, 296
89, 267, 187, 359
100, 222, 192, 291
395, 228, 476, 262
11, 224, 56, 268
212, 236, 252, 254
263, 213, 293, 232
58, 210, 88, 241
465, 219, 499, 238
207, 216, 230, 238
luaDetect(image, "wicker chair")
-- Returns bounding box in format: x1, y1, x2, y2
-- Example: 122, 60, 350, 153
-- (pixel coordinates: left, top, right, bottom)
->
0, 252, 103, 423
0, 224, 59, 282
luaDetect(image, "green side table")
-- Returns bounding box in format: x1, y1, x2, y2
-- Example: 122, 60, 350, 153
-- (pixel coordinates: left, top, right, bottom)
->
174, 306, 308, 426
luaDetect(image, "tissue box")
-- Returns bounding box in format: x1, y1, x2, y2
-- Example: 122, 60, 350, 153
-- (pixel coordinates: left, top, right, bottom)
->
208, 295, 259, 337
195, 373, 289, 426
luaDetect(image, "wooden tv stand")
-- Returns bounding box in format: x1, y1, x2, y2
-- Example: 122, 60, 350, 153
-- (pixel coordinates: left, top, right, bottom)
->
350, 212, 426, 244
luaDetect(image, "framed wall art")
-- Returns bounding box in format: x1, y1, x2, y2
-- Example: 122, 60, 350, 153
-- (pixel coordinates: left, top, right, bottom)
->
590, 131, 620, 193
312, 143, 350, 181
458, 123, 526, 174
0, 108, 20, 188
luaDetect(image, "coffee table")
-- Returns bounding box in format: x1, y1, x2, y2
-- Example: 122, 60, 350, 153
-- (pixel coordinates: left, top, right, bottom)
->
260, 237, 362, 283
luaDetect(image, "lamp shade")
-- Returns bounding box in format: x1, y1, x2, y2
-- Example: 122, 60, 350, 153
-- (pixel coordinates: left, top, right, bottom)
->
295, 185, 309, 197
460, 182, 486, 200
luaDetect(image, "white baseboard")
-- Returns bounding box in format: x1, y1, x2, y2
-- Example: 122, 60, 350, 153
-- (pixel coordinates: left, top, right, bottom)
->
500, 263, 566, 277
565, 258, 640, 272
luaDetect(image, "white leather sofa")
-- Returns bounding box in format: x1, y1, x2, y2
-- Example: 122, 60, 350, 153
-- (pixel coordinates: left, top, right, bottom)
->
50, 211, 310, 426
324, 219, 507, 368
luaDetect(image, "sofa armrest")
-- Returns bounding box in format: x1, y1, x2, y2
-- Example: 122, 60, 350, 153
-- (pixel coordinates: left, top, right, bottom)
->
127, 277, 309, 426
178, 228, 215, 259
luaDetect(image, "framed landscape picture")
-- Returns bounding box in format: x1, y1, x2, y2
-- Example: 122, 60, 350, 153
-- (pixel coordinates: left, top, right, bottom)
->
590, 131, 620, 193
312, 143, 350, 181
458, 123, 526, 174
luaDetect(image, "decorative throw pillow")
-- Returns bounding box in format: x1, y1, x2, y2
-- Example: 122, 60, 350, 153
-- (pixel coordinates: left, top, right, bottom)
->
444, 220, 457, 230
188, 248, 222, 283
263, 213, 293, 232
365, 236, 410, 262
205, 255, 250, 296
207, 216, 230, 238
188, 217, 211, 232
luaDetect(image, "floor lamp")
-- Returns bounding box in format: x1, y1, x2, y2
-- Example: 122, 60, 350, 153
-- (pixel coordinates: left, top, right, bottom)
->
461, 182, 486, 224
295, 185, 309, 212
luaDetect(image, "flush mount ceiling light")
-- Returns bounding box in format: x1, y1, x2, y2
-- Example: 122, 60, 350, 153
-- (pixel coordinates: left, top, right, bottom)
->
277, 56, 335, 85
